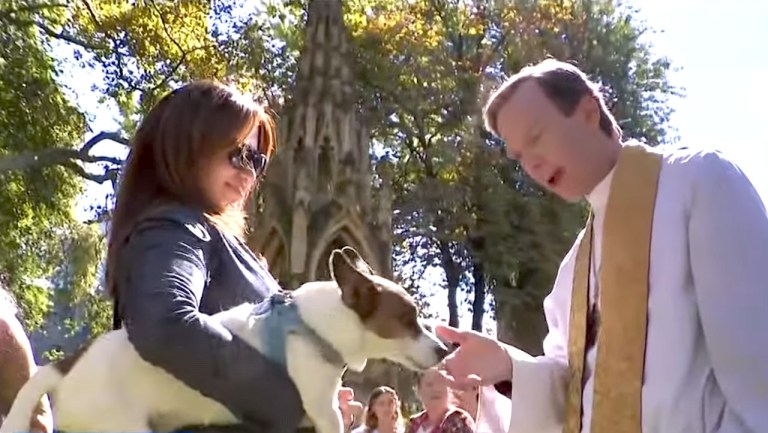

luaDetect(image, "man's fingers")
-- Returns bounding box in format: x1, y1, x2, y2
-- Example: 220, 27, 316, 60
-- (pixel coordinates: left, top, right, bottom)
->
436, 368, 483, 391
436, 324, 467, 345
436, 368, 460, 386
464, 374, 483, 388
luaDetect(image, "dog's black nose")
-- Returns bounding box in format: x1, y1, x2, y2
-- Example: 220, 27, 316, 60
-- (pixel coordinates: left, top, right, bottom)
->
434, 344, 451, 360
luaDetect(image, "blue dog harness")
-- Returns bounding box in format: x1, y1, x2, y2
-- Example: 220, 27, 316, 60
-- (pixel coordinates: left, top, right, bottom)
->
252, 291, 346, 368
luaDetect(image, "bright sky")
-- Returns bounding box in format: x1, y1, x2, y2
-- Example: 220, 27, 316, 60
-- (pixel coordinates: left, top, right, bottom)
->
56, 2, 767, 332
628, 0, 768, 196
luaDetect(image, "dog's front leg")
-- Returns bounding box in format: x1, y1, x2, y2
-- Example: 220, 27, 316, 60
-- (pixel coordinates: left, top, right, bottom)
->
286, 336, 345, 433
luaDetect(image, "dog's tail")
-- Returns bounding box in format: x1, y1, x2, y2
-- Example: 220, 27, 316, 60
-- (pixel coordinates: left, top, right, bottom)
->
0, 365, 62, 433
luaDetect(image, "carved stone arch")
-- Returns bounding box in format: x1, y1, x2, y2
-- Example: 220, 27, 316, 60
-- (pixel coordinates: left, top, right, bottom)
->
259, 226, 289, 284
309, 218, 378, 281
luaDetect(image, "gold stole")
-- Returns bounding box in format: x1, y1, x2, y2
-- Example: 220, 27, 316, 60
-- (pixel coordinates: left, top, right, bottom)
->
563, 143, 663, 433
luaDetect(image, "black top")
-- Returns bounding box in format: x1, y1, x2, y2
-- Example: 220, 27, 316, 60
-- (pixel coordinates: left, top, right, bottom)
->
113, 204, 303, 433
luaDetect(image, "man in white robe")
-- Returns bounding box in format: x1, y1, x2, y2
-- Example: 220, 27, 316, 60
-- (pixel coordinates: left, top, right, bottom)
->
436, 59, 768, 433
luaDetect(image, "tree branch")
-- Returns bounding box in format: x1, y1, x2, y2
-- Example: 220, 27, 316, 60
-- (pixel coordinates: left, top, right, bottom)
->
81, 130, 128, 153
61, 161, 120, 184
0, 2, 67, 18
2, 13, 106, 51
80, 0, 100, 27
0, 131, 129, 182
34, 20, 103, 49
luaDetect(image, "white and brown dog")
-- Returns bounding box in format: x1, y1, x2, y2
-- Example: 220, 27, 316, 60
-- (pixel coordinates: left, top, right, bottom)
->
1, 247, 449, 433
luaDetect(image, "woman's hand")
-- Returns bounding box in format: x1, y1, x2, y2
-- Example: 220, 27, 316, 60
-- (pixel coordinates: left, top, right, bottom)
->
338, 387, 363, 431
30, 397, 53, 433
436, 325, 512, 389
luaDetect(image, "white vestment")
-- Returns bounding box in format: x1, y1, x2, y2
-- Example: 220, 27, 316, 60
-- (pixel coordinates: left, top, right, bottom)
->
503, 144, 768, 433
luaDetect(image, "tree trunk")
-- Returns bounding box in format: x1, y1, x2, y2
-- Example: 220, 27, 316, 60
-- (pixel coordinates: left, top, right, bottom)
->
494, 291, 548, 355
471, 261, 485, 331
447, 283, 459, 327
439, 241, 461, 327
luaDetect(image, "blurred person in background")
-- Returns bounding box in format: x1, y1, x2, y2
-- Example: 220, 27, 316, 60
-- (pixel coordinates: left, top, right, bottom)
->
352, 386, 404, 433
405, 369, 474, 433
0, 287, 52, 433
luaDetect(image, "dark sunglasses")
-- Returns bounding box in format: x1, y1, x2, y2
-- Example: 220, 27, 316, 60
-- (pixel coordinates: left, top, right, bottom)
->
228, 124, 270, 177
228, 146, 269, 178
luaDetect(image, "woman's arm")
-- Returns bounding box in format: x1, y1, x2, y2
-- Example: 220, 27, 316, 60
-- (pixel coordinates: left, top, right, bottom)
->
0, 314, 52, 433
115, 212, 303, 433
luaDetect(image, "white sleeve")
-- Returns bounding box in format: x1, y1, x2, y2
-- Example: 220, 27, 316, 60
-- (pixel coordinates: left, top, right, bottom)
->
503, 240, 577, 433
688, 151, 768, 432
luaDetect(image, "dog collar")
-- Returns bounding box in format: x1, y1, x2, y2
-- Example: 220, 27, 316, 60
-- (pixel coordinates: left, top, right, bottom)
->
254, 291, 346, 369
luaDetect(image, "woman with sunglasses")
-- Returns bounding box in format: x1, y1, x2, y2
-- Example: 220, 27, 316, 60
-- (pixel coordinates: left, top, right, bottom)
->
106, 80, 306, 433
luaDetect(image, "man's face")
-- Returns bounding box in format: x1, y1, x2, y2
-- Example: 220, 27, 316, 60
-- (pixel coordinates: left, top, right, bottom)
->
496, 79, 606, 201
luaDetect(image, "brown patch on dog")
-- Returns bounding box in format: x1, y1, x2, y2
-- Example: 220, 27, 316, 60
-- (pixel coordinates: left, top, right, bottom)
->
331, 251, 378, 319
53, 339, 94, 374
362, 281, 421, 339
330, 249, 422, 339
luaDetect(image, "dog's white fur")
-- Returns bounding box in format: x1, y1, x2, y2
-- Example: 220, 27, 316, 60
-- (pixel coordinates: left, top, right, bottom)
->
1, 251, 448, 433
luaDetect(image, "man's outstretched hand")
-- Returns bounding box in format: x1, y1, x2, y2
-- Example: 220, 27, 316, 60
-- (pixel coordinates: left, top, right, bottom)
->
436, 325, 513, 390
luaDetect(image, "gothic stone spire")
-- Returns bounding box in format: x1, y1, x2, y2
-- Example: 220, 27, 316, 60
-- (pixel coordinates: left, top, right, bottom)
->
247, 0, 396, 408
251, 0, 392, 286
296, 0, 355, 108
277, 0, 370, 204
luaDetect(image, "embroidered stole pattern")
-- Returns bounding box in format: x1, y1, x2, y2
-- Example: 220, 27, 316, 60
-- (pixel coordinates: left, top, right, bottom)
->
563, 143, 663, 433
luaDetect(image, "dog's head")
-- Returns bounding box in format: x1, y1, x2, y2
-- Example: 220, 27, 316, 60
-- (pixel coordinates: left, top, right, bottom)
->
328, 247, 450, 372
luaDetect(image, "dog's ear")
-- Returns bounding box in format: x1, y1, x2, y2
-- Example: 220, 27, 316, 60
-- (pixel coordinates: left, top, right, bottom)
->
339, 246, 375, 276
329, 250, 378, 320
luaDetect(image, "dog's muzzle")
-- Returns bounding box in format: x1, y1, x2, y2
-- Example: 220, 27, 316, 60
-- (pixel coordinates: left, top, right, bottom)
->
433, 344, 451, 361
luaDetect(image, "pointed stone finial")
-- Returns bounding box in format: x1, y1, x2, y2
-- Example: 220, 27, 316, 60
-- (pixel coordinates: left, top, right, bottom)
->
295, 0, 352, 99
306, 0, 344, 29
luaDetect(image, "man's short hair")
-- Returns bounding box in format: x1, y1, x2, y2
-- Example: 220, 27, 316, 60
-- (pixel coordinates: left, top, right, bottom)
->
483, 59, 621, 140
